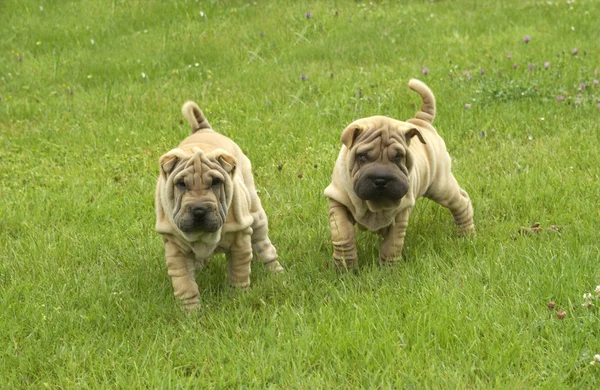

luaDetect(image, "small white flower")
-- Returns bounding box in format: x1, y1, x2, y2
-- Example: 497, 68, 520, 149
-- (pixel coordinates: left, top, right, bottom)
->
584, 293, 593, 300
141, 72, 147, 78
195, 63, 200, 67
200, 11, 205, 17
594, 285, 600, 294
594, 354, 600, 362
540, 117, 544, 121
527, 135, 533, 141
90, 39, 95, 45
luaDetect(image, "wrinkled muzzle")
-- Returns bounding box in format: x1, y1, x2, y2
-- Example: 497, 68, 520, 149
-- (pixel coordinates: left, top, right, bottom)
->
353, 165, 409, 201
177, 200, 225, 233
167, 150, 233, 235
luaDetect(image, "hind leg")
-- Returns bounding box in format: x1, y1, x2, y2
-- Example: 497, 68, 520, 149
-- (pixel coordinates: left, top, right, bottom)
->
427, 174, 475, 236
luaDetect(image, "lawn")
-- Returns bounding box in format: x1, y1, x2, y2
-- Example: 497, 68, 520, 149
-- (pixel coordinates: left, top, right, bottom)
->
1, 0, 600, 387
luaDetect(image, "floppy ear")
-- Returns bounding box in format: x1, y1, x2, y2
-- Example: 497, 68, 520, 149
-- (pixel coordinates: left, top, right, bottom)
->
159, 149, 187, 179
404, 127, 426, 146
340, 124, 365, 149
211, 150, 237, 175
181, 101, 211, 133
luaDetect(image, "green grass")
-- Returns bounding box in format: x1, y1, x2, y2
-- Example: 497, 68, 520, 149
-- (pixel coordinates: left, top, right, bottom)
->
1, 0, 600, 387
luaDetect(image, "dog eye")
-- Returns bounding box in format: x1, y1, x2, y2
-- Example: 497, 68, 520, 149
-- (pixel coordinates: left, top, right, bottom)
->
175, 181, 187, 190
356, 153, 369, 163
211, 178, 222, 187
394, 153, 404, 162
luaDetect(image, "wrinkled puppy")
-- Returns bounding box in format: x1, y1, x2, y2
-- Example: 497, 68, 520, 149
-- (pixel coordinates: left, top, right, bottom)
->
156, 102, 283, 309
324, 79, 474, 268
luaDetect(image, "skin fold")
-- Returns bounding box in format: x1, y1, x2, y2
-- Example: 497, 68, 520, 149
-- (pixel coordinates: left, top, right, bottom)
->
324, 79, 475, 268
155, 101, 283, 309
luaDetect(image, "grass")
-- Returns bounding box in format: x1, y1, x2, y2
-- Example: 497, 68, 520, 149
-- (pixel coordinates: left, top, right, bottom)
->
1, 0, 600, 387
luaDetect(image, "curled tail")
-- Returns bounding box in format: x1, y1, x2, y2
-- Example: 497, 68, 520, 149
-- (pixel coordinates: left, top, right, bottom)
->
182, 101, 212, 133
408, 79, 436, 124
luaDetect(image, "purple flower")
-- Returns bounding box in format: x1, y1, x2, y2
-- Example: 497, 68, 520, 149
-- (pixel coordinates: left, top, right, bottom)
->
544, 62, 550, 69
422, 67, 429, 75
480, 68, 485, 75
524, 35, 530, 43
580, 83, 586, 89
557, 95, 564, 102
464, 103, 471, 109
507, 53, 512, 59
594, 79, 599, 86
513, 63, 517, 69
573, 48, 578, 55
305, 12, 312, 19
300, 74, 307, 81
528, 64, 533, 70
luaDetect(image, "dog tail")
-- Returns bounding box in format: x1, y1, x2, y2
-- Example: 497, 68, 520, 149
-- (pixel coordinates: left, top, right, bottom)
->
408, 79, 436, 124
182, 101, 212, 133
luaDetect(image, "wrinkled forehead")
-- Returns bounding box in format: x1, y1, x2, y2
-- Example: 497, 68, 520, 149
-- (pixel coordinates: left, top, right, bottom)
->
177, 150, 220, 176
354, 119, 406, 148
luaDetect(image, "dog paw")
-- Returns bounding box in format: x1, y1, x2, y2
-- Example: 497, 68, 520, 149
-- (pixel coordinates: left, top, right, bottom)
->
181, 297, 200, 311
264, 260, 284, 273
332, 258, 358, 271
229, 279, 251, 290
458, 224, 475, 237
379, 258, 399, 267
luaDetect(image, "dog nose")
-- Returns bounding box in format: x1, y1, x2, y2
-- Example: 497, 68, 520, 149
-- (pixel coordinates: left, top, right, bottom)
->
192, 206, 208, 219
373, 177, 390, 188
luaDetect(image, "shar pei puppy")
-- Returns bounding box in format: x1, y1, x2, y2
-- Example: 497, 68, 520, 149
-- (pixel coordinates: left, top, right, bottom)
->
155, 102, 283, 309
324, 79, 475, 269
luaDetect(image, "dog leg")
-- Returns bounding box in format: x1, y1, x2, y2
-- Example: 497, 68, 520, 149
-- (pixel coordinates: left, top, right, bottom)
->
251, 208, 284, 273
164, 238, 199, 310
227, 232, 253, 288
380, 207, 411, 265
328, 199, 358, 269
428, 175, 475, 236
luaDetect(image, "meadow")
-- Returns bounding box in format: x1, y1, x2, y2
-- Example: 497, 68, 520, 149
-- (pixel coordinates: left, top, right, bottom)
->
1, 0, 599, 387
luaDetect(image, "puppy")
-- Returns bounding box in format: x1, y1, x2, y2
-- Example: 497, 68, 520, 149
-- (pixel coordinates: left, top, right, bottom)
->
156, 102, 283, 309
324, 79, 474, 268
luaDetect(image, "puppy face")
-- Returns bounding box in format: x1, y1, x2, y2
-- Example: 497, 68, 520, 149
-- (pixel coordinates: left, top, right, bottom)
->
159, 148, 236, 236
341, 117, 425, 204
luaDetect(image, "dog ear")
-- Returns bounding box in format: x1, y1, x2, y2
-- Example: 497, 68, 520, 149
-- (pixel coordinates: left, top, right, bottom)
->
341, 124, 365, 149
159, 149, 186, 179
182, 101, 211, 133
404, 127, 426, 146
212, 150, 237, 175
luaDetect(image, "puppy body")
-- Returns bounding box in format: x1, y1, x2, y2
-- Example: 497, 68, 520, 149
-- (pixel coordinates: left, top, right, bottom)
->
324, 80, 474, 268
156, 102, 283, 309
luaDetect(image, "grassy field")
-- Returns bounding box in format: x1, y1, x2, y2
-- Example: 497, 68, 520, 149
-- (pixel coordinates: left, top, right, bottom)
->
1, 0, 600, 387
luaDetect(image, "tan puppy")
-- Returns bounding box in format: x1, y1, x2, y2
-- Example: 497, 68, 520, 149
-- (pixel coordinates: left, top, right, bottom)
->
324, 79, 474, 268
156, 102, 283, 309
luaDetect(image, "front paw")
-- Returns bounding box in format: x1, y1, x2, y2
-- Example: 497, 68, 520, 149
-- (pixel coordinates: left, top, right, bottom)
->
264, 259, 284, 273
458, 224, 475, 237
181, 296, 200, 311
379, 251, 402, 266
228, 277, 250, 289
332, 256, 358, 271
